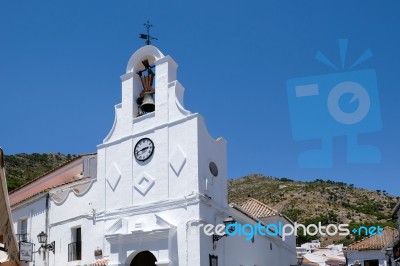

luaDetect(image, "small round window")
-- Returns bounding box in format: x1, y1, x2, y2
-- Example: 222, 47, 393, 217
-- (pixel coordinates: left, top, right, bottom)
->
209, 161, 218, 177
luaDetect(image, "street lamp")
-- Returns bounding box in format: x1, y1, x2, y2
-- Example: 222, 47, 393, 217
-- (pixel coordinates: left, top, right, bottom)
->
212, 216, 236, 250
37, 231, 55, 254
223, 216, 236, 231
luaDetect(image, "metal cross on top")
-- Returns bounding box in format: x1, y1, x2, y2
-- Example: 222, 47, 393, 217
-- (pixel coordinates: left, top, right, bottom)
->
139, 20, 158, 45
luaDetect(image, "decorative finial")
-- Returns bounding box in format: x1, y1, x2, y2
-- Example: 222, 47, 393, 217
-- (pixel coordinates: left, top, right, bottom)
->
139, 20, 158, 45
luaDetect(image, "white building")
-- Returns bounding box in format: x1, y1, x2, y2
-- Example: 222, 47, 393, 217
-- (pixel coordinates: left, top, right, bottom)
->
300, 240, 321, 253
298, 242, 345, 266
9, 45, 297, 266
345, 227, 398, 266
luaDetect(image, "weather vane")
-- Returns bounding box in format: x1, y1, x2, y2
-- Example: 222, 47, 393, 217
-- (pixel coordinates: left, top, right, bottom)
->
139, 20, 158, 45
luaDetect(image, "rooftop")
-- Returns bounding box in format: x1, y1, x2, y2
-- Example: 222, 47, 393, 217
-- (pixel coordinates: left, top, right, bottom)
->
8, 154, 96, 206
231, 197, 282, 220
346, 227, 399, 251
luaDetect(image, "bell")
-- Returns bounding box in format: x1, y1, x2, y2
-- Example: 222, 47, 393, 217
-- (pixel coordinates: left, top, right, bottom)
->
140, 92, 155, 113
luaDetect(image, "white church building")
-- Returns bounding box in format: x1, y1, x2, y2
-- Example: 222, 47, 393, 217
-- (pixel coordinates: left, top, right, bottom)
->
9, 45, 297, 266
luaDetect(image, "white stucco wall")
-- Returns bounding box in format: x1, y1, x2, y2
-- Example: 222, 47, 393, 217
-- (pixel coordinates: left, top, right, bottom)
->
11, 156, 98, 266
346, 250, 389, 266
12, 195, 48, 265
222, 209, 297, 266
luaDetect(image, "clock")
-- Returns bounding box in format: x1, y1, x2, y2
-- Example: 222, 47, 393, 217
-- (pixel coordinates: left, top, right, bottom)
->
134, 138, 154, 161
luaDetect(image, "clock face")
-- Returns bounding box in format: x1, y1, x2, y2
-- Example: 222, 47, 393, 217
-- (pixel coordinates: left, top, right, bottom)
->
134, 138, 154, 161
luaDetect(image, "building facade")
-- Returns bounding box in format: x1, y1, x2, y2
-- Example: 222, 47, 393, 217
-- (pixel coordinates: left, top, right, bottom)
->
9, 45, 297, 266
1, 148, 20, 266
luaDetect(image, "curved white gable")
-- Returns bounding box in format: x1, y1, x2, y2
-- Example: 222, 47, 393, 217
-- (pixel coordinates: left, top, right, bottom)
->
126, 45, 164, 74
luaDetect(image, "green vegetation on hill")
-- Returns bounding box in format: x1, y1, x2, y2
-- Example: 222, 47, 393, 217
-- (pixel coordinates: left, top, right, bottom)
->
4, 153, 78, 191
228, 174, 398, 245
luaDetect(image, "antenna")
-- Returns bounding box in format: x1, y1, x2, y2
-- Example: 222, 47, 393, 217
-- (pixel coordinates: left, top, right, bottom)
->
139, 20, 158, 45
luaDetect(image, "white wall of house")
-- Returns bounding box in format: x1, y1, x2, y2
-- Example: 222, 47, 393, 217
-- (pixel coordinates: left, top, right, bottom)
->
12, 195, 48, 265
224, 211, 297, 266
11, 158, 98, 266
346, 250, 389, 266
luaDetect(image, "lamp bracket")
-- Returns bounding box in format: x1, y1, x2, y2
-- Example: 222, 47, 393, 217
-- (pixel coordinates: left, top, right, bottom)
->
39, 241, 55, 254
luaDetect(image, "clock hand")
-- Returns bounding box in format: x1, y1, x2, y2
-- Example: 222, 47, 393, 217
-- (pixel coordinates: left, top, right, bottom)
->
136, 146, 149, 155
140, 147, 149, 152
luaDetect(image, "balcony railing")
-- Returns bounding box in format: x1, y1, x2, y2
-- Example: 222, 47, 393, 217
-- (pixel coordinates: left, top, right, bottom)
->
68, 241, 82, 261
16, 233, 28, 242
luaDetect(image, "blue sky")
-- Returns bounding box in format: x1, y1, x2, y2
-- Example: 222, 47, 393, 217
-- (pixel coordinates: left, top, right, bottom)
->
0, 1, 399, 196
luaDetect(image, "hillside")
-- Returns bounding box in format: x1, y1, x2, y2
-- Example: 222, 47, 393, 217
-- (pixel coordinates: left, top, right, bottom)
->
3, 154, 398, 246
228, 174, 398, 245
4, 153, 79, 191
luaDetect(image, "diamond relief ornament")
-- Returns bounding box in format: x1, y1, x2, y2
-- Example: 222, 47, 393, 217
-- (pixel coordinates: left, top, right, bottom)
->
169, 145, 187, 176
107, 162, 122, 191
134, 172, 155, 196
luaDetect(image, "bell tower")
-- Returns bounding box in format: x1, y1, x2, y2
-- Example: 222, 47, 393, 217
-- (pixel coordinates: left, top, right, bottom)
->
96, 44, 228, 211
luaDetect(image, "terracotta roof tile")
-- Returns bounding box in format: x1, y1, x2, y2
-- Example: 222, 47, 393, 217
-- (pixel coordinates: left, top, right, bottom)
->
325, 258, 346, 265
231, 198, 279, 220
8, 154, 95, 194
8, 153, 97, 206
302, 258, 320, 266
90, 258, 110, 266
347, 227, 399, 251
10, 176, 91, 207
